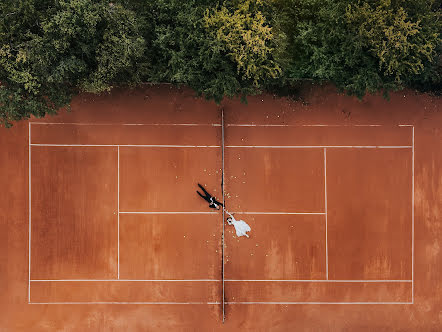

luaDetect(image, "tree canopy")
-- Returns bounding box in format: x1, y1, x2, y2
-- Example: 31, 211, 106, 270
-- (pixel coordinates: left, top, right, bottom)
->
1, 0, 440, 125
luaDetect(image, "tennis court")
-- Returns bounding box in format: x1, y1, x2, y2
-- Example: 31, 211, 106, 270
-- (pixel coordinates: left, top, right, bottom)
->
28, 119, 414, 312
1, 86, 440, 330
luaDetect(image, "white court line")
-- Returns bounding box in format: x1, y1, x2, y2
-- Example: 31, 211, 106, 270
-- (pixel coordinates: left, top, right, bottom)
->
324, 148, 328, 280
29, 301, 410, 305
119, 211, 218, 215
225, 280, 412, 282
229, 212, 325, 215
411, 127, 415, 302
117, 146, 120, 280
227, 124, 290, 127
226, 302, 412, 305
30, 144, 221, 148
29, 144, 411, 149
30, 302, 221, 305
226, 145, 412, 149
221, 108, 226, 322
226, 124, 384, 127
30, 279, 220, 282
30, 122, 221, 126
305, 124, 383, 127
29, 279, 410, 282
27, 123, 414, 305
29, 123, 403, 128
28, 123, 31, 303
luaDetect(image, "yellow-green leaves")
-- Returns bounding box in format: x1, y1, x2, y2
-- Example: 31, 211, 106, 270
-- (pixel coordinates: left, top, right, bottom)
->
0, 0, 145, 126
346, 0, 439, 83
0, 0, 440, 126
204, 0, 280, 87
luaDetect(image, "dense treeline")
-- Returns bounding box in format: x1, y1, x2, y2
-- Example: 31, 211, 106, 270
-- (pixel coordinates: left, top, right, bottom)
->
1, 0, 440, 126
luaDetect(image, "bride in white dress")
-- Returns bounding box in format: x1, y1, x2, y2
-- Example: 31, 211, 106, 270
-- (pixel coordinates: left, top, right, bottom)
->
225, 211, 251, 238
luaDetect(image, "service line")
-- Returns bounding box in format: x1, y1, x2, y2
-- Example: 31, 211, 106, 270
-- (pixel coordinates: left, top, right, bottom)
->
226, 302, 413, 305
226, 145, 412, 149
30, 279, 220, 282
226, 124, 384, 127
30, 302, 221, 305
225, 279, 412, 282
30, 122, 221, 126
29, 301, 410, 305
119, 211, 218, 215
30, 144, 221, 148
29, 144, 411, 149
29, 279, 410, 282
229, 212, 325, 215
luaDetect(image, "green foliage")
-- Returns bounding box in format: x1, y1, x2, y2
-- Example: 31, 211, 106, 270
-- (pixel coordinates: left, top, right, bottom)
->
272, 0, 394, 97
397, 0, 442, 93
145, 0, 246, 102
130, 0, 279, 102
346, 0, 439, 84
0, 0, 144, 126
272, 0, 440, 97
203, 0, 280, 87
0, 0, 440, 125
122, 0, 238, 102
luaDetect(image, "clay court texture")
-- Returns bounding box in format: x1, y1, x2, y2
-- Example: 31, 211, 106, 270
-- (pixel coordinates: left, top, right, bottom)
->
0, 85, 441, 331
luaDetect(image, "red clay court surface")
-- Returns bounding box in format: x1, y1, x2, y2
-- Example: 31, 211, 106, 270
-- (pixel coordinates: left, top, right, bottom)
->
1, 85, 441, 331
